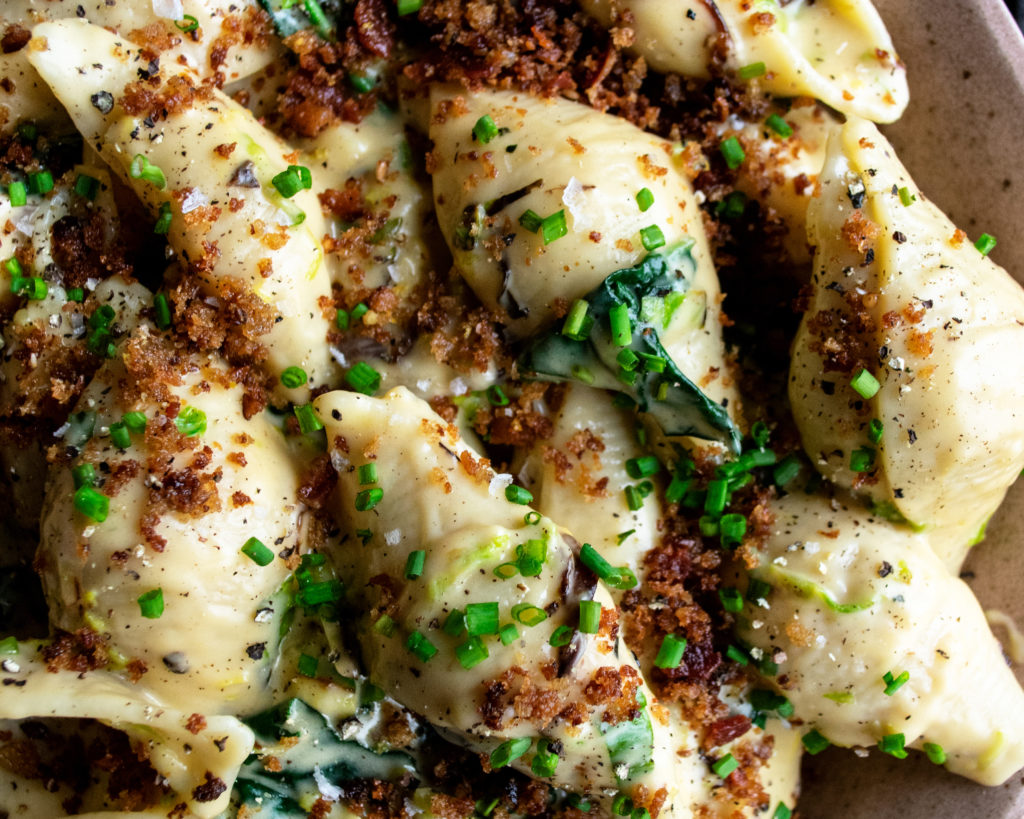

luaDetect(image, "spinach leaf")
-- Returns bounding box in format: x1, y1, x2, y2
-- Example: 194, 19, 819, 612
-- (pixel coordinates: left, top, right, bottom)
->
519, 243, 741, 452
233, 699, 414, 816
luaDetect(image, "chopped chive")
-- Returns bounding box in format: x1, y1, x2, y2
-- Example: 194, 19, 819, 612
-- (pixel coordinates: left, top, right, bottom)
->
493, 562, 518, 579
720, 513, 747, 547
850, 447, 875, 473
489, 737, 531, 768
396, 0, 422, 15
549, 625, 573, 647
540, 210, 568, 244
746, 577, 772, 602
74, 174, 100, 200
72, 463, 96, 489
171, 406, 205, 437
801, 729, 830, 755
923, 742, 946, 765
719, 587, 743, 613
280, 366, 308, 389
653, 633, 687, 668
28, 170, 54, 195
505, 484, 533, 505
624, 485, 643, 511
297, 653, 318, 677
519, 209, 543, 233
358, 463, 378, 486
617, 348, 639, 371
4, 258, 22, 276
351, 303, 369, 322
868, 418, 884, 444
524, 510, 541, 525
632, 809, 651, 819
137, 588, 164, 619
0, 636, 17, 654
128, 155, 166, 190
625, 455, 660, 479
153, 202, 173, 234
717, 190, 747, 219
850, 368, 880, 399
738, 61, 766, 79
373, 614, 396, 637
175, 14, 199, 32
108, 421, 130, 450
739, 448, 777, 470
765, 114, 793, 138
442, 609, 466, 637
898, 186, 916, 206
404, 550, 426, 579
74, 485, 109, 522
465, 602, 500, 636
153, 293, 172, 329
345, 361, 381, 396
531, 737, 559, 777
561, 298, 590, 339
878, 732, 908, 759
975, 233, 997, 256
405, 630, 437, 662
773, 454, 801, 487
824, 691, 854, 704
238, 532, 272, 565
704, 478, 728, 515
570, 364, 594, 384
66, 287, 84, 302
271, 165, 312, 198
665, 475, 691, 504
302, 0, 332, 37
486, 384, 509, 406
616, 529, 635, 545
355, 487, 384, 511
772, 804, 793, 819
639, 224, 665, 251
8, 181, 27, 206
726, 644, 749, 665
515, 538, 546, 577
712, 753, 738, 778
578, 600, 601, 634
751, 420, 771, 448
699, 515, 719, 537
608, 302, 631, 346
356, 528, 373, 544
612, 794, 633, 816
455, 635, 489, 669
499, 623, 520, 645
472, 115, 500, 144
719, 136, 746, 169
882, 669, 909, 696
637, 351, 665, 372
335, 308, 350, 330
349, 73, 375, 93
635, 187, 655, 212
749, 688, 794, 718
511, 603, 547, 627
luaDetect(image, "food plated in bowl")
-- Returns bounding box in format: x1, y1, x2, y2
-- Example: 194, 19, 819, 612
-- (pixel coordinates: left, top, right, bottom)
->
0, 0, 1022, 817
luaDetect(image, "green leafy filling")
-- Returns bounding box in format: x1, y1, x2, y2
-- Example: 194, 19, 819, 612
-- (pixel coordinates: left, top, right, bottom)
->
598, 690, 655, 783
764, 567, 875, 614
519, 244, 741, 452
234, 698, 414, 816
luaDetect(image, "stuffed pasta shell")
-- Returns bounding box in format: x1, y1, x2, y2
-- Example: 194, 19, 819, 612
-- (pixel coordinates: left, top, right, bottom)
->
789, 117, 1024, 569
580, 0, 908, 122
37, 331, 303, 716
730, 491, 1024, 786
26, 20, 335, 402
314, 386, 702, 816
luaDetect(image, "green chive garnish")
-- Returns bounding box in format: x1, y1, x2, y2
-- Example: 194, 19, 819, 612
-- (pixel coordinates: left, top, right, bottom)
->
653, 633, 687, 668
241, 536, 275, 567
137, 588, 164, 619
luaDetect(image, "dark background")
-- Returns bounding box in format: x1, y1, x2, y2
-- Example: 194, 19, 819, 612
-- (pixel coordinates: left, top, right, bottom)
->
1008, 0, 1024, 27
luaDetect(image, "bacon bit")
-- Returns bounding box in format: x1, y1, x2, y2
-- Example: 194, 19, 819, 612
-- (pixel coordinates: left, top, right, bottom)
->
704, 714, 752, 749
842, 90, 855, 101
1, 24, 31, 54
841, 210, 879, 254
354, 0, 395, 57
125, 658, 148, 683
120, 74, 212, 121
750, 12, 776, 33
906, 329, 934, 358
429, 466, 453, 494
42, 628, 109, 674
639, 153, 668, 178
213, 143, 237, 159
192, 772, 227, 803
231, 491, 252, 507
950, 228, 968, 248
430, 793, 476, 819
298, 454, 338, 511
428, 395, 458, 424
566, 136, 586, 154
817, 529, 840, 540
185, 714, 207, 735
858, 137, 876, 149
589, 230, 603, 242
900, 301, 927, 324
785, 619, 815, 647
